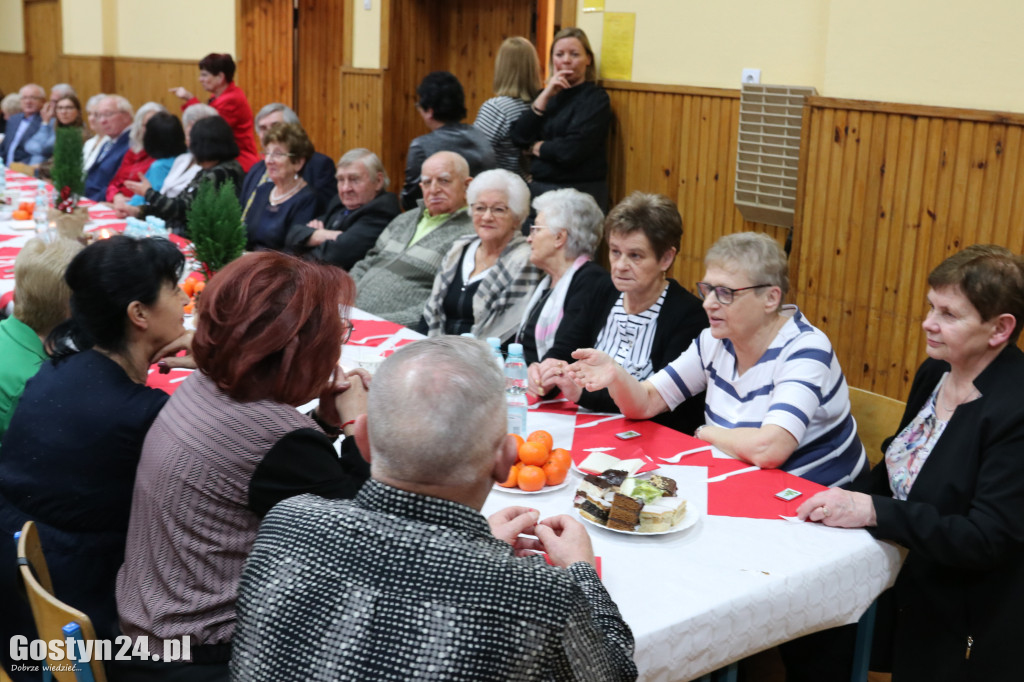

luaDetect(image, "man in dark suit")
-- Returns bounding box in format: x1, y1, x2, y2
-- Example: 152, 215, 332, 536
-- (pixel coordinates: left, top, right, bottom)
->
239, 103, 336, 215
83, 95, 133, 202
0, 84, 46, 165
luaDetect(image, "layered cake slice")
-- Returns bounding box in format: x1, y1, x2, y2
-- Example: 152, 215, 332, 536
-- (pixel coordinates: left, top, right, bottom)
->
607, 493, 644, 531
573, 471, 688, 533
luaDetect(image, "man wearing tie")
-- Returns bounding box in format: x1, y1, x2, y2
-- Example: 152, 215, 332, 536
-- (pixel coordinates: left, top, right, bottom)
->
83, 96, 133, 202
0, 84, 46, 166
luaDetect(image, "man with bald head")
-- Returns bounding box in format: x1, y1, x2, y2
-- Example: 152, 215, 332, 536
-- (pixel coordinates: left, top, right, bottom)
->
0, 84, 46, 165
348, 150, 475, 326
83, 95, 134, 201
232, 336, 637, 681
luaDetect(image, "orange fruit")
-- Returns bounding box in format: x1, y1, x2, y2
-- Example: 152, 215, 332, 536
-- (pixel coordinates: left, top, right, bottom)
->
547, 448, 572, 470
193, 280, 206, 295
181, 278, 195, 297
517, 465, 546, 492
542, 460, 568, 486
12, 210, 30, 221
510, 433, 525, 449
183, 302, 194, 315
518, 441, 549, 467
498, 463, 519, 488
527, 430, 554, 454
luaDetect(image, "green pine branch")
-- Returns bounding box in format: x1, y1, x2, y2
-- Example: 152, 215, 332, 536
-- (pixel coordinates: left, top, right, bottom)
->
187, 178, 246, 277
50, 127, 84, 199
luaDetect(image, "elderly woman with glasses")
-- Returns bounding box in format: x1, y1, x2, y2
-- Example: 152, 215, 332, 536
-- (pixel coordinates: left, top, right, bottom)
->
568, 231, 866, 487
421, 169, 541, 341
515, 188, 608, 365
529, 192, 707, 434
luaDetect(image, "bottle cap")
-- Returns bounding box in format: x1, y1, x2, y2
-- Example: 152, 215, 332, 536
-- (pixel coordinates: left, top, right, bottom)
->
508, 343, 524, 356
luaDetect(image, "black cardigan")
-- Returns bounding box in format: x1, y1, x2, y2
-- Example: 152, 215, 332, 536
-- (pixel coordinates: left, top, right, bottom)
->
284, 191, 401, 271
546, 278, 708, 434
857, 345, 1024, 681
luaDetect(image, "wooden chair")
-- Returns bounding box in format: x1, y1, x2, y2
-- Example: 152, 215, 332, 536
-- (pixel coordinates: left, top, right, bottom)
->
849, 387, 906, 469
16, 521, 108, 682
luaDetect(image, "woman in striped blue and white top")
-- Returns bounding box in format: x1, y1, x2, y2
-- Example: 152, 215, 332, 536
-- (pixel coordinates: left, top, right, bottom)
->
568, 231, 866, 487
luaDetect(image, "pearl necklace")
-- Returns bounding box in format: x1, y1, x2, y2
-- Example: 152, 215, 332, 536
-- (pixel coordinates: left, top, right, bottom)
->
270, 178, 305, 205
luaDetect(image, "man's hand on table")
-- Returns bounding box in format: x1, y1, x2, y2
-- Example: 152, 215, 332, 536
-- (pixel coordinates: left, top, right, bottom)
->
796, 489, 877, 528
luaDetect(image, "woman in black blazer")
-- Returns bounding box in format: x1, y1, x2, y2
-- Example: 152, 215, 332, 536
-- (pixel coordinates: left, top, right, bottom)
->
797, 244, 1024, 682
528, 192, 707, 434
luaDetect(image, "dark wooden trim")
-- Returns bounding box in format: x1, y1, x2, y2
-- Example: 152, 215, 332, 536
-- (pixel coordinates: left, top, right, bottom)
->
599, 79, 741, 99
807, 96, 1024, 125
340, 66, 383, 76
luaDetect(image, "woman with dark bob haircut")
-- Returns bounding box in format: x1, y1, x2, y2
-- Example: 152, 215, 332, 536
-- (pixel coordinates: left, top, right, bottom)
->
112, 112, 189, 217
170, 52, 259, 171
529, 191, 708, 434
138, 115, 244, 235
115, 252, 370, 680
400, 71, 496, 209
798, 244, 1024, 681
243, 122, 317, 251
0, 236, 189, 669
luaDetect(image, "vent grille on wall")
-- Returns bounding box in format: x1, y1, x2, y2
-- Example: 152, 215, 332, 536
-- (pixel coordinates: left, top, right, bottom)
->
735, 83, 817, 228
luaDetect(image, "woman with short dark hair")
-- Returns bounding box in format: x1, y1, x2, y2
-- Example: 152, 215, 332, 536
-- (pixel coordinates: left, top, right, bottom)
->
242, 122, 318, 251
115, 252, 369, 681
798, 244, 1024, 680
171, 52, 259, 171
530, 192, 708, 434
137, 116, 244, 235
112, 112, 189, 218
400, 71, 496, 209
0, 236, 188, 662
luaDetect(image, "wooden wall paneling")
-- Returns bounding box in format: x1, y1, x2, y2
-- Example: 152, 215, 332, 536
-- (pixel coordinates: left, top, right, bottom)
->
59, 56, 107, 102
112, 58, 200, 114
236, 0, 294, 114
295, 0, 344, 158
339, 68, 384, 158
0, 53, 29, 95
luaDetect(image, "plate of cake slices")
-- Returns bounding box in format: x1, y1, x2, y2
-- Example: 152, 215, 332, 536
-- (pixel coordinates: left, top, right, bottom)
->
572, 469, 698, 535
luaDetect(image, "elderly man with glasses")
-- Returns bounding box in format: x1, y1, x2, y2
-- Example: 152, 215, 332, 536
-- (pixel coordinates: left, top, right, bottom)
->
83, 95, 134, 201
0, 84, 46, 166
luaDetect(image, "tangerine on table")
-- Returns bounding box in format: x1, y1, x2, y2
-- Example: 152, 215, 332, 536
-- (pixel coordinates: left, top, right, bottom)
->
518, 441, 549, 467
526, 430, 554, 454
542, 460, 568, 486
509, 433, 525, 449
498, 464, 518, 488
547, 448, 572, 470
193, 280, 206, 295
517, 465, 546, 492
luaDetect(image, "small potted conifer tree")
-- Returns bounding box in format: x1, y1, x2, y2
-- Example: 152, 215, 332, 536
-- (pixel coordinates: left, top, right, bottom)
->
49, 126, 88, 239
186, 177, 246, 283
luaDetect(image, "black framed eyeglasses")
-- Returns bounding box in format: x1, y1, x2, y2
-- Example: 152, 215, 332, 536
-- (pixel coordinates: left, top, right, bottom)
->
696, 282, 771, 305
340, 318, 355, 344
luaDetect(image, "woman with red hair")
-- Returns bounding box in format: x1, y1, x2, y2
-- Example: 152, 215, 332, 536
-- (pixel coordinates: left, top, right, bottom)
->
114, 252, 368, 681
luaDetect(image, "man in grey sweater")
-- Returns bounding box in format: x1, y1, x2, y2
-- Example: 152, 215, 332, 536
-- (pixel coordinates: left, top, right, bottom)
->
350, 151, 474, 327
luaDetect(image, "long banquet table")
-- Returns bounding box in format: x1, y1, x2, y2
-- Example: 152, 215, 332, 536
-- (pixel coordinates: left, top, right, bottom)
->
1, 170, 905, 682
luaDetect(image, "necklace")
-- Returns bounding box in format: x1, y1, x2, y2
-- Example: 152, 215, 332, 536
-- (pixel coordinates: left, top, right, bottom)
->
270, 178, 304, 205
937, 379, 979, 414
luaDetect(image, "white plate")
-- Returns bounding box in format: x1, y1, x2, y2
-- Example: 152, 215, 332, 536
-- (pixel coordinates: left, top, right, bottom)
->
492, 479, 571, 495
571, 461, 656, 478
576, 503, 700, 536
8, 220, 36, 230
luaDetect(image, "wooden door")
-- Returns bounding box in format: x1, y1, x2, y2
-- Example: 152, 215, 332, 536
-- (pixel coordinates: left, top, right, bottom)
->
294, 0, 345, 159
24, 0, 61, 89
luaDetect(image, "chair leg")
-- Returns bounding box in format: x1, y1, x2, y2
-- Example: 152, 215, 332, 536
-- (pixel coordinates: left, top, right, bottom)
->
850, 600, 877, 682
60, 623, 96, 682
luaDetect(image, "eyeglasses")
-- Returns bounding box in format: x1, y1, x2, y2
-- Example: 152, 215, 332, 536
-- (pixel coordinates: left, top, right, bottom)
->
56, 106, 77, 111
265, 150, 295, 160
471, 204, 510, 218
696, 282, 772, 305
340, 319, 355, 344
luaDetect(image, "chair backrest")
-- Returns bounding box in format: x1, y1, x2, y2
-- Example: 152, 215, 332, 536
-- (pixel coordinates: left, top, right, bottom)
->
849, 387, 906, 468
16, 521, 108, 682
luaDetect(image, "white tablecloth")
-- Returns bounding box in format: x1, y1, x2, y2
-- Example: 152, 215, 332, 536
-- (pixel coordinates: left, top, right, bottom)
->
481, 408, 905, 682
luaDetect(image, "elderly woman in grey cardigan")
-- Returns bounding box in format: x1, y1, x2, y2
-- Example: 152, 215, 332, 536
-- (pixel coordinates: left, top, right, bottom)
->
422, 169, 541, 342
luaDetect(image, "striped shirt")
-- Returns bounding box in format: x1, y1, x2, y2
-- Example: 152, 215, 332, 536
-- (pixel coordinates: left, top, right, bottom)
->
649, 305, 865, 486
594, 285, 666, 381
474, 96, 531, 180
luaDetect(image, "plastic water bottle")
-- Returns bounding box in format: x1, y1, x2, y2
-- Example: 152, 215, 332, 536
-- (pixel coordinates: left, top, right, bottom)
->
504, 343, 528, 437
33, 192, 48, 232
485, 337, 504, 370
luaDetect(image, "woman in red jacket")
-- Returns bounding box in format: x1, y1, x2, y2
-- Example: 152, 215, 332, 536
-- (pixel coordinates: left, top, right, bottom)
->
171, 52, 259, 172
